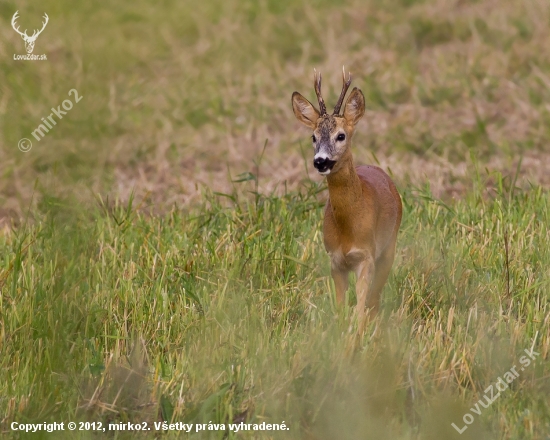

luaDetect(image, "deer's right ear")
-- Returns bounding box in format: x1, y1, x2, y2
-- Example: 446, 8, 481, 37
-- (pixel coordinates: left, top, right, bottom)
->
292, 92, 320, 129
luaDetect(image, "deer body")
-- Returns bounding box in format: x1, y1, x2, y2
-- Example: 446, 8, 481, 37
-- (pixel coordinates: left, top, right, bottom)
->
292, 70, 402, 316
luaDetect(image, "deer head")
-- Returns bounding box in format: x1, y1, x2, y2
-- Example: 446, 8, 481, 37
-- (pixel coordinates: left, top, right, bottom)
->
11, 11, 49, 54
292, 67, 365, 175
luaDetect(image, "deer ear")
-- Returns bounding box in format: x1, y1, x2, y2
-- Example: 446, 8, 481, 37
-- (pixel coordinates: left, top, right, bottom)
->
343, 88, 365, 126
292, 92, 320, 129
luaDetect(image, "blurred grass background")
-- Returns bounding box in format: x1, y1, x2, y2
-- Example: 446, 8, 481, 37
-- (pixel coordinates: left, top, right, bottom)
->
2, 0, 550, 221
0, 0, 550, 438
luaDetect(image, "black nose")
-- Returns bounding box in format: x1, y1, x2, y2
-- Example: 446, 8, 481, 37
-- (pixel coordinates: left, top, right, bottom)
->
313, 157, 328, 170
313, 157, 336, 172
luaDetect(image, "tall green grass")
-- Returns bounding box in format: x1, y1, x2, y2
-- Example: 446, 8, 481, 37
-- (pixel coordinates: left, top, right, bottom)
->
1, 0, 550, 438
1, 171, 548, 439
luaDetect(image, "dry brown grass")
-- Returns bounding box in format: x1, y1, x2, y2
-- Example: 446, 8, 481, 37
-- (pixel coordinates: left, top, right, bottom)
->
1, 0, 550, 223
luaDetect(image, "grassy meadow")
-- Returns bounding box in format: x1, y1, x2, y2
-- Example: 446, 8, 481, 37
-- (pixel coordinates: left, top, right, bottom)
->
1, 0, 550, 438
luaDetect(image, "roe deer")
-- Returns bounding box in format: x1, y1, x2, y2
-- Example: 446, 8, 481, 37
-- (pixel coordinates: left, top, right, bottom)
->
291, 69, 402, 318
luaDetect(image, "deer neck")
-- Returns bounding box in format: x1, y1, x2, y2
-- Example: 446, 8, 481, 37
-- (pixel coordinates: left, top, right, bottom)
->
326, 150, 363, 228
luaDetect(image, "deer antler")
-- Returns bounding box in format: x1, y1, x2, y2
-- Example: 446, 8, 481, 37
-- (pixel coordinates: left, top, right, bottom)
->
11, 12, 48, 41
29, 13, 49, 40
313, 69, 328, 116
333, 66, 352, 116
11, 11, 27, 38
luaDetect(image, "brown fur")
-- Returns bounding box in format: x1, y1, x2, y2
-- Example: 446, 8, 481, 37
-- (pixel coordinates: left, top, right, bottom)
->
292, 81, 402, 318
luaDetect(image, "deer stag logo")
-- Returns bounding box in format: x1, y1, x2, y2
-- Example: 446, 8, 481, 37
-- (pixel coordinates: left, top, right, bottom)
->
11, 11, 49, 54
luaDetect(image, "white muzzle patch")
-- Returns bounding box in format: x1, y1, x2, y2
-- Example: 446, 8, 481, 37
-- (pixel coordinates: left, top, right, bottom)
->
314, 152, 330, 161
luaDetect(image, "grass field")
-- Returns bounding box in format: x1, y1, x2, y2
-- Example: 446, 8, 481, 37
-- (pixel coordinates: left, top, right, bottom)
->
1, 0, 550, 438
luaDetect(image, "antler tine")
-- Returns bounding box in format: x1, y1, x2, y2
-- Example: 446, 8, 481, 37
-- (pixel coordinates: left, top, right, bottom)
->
313, 69, 327, 116
11, 11, 27, 37
33, 13, 49, 38
333, 66, 352, 116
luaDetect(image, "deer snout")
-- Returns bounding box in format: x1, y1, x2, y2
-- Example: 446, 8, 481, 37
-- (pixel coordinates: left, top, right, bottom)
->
313, 156, 336, 174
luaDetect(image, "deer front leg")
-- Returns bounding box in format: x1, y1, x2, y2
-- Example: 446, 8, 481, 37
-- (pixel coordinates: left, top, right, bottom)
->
331, 265, 349, 305
355, 256, 376, 316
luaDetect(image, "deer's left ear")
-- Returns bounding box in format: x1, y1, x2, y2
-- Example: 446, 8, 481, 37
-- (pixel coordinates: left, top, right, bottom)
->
343, 88, 365, 126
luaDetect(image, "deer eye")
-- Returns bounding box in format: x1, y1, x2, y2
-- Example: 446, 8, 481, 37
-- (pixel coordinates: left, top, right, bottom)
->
312, 135, 317, 143
336, 133, 346, 141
